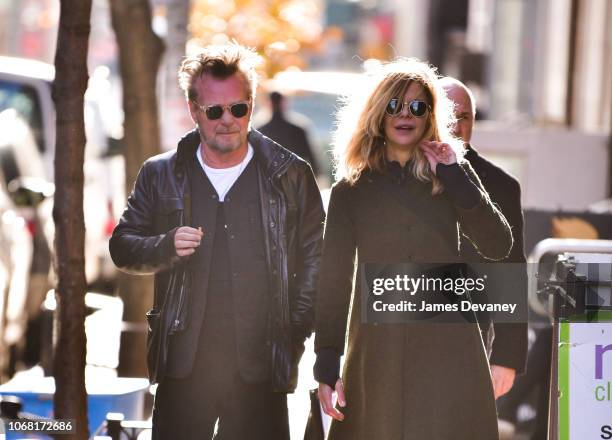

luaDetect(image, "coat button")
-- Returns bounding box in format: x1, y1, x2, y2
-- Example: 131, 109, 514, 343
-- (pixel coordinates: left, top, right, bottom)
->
225, 196, 230, 202
230, 234, 235, 239
212, 194, 217, 199
270, 221, 276, 228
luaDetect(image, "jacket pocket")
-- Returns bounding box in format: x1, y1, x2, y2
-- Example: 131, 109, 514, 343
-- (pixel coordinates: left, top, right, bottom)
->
154, 197, 184, 233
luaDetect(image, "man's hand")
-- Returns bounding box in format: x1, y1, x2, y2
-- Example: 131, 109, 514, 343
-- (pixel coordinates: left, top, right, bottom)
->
419, 140, 457, 174
174, 226, 203, 257
318, 379, 346, 421
490, 365, 516, 399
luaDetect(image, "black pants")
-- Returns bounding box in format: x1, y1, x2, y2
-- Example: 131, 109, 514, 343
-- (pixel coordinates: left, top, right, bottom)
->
497, 326, 553, 439
152, 280, 289, 440
153, 372, 289, 439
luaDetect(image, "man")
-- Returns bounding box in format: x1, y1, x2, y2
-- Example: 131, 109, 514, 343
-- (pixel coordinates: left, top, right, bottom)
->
110, 43, 324, 439
441, 77, 528, 399
257, 91, 319, 176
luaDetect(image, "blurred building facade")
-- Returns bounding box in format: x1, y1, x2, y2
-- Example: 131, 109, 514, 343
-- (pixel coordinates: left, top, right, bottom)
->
318, 0, 610, 208
365, 0, 612, 134
317, 0, 610, 132
383, 0, 611, 209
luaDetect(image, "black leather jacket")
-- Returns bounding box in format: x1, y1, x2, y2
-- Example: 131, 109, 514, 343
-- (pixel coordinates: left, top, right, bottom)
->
109, 129, 325, 392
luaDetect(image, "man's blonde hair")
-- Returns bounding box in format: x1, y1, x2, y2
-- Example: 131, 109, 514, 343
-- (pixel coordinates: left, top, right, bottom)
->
178, 42, 262, 103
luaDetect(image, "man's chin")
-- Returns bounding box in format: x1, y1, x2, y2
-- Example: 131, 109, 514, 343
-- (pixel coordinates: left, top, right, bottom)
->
209, 142, 241, 153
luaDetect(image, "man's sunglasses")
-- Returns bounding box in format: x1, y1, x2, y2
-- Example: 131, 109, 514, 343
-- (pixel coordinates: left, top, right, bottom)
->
193, 100, 250, 120
385, 99, 431, 118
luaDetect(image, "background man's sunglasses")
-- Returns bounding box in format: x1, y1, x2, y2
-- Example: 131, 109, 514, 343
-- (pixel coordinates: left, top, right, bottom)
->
193, 101, 250, 120
386, 99, 431, 118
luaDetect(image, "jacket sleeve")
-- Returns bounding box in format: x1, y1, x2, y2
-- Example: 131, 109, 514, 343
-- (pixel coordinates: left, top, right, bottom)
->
438, 161, 513, 261
109, 161, 181, 275
314, 181, 356, 353
289, 161, 326, 338
313, 181, 356, 385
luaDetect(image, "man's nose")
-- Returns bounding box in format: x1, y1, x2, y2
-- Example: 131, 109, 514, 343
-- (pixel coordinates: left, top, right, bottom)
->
220, 108, 235, 124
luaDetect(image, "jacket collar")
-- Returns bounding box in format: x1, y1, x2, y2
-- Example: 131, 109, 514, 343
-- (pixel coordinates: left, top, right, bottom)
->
248, 129, 293, 178
464, 143, 479, 162
174, 128, 292, 179
174, 129, 199, 179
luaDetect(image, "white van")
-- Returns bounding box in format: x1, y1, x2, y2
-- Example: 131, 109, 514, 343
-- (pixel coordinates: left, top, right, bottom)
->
0, 56, 124, 287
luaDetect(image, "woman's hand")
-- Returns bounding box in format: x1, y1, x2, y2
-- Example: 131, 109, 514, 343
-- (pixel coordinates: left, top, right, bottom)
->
420, 140, 456, 174
490, 365, 516, 399
318, 379, 346, 421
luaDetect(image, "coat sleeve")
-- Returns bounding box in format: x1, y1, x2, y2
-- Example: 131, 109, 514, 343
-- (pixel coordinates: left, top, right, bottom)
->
289, 160, 325, 338
109, 161, 181, 275
314, 181, 357, 354
490, 180, 528, 373
439, 161, 513, 261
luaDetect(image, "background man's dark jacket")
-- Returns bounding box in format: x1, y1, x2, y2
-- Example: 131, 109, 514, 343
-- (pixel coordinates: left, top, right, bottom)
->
109, 129, 325, 392
461, 145, 528, 373
258, 112, 319, 175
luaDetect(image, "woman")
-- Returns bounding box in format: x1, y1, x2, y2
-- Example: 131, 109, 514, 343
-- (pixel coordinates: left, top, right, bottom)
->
314, 58, 512, 439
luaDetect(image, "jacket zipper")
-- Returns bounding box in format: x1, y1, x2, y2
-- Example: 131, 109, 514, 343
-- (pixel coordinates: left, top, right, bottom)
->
171, 270, 188, 333
270, 155, 292, 326
171, 186, 191, 333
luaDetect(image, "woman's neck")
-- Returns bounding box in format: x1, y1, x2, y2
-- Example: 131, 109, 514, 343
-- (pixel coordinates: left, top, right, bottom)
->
385, 144, 414, 167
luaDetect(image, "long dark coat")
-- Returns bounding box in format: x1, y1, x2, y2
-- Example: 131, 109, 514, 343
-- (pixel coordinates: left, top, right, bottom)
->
315, 161, 512, 440
461, 145, 528, 373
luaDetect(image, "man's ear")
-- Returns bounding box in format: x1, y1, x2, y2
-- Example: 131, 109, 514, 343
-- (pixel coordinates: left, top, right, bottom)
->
187, 100, 198, 124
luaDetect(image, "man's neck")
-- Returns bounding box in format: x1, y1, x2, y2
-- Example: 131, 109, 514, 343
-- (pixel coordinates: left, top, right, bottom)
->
201, 143, 248, 169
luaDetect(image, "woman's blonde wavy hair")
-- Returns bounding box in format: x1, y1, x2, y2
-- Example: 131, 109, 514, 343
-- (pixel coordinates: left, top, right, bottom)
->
332, 58, 462, 195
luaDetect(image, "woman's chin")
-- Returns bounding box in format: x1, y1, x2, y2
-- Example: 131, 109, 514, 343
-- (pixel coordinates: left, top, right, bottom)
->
386, 138, 419, 151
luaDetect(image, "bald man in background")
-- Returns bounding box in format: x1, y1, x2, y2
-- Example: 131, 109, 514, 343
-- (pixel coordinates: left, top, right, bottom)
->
441, 77, 528, 399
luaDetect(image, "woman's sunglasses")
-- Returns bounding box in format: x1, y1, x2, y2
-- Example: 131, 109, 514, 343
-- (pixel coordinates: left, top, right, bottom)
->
193, 100, 250, 120
385, 98, 431, 118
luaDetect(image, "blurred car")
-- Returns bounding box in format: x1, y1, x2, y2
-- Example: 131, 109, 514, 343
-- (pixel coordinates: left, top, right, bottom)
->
0, 56, 124, 289
0, 109, 51, 296
0, 173, 33, 380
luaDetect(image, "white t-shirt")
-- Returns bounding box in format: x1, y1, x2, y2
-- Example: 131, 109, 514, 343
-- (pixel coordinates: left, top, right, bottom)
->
196, 144, 254, 202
